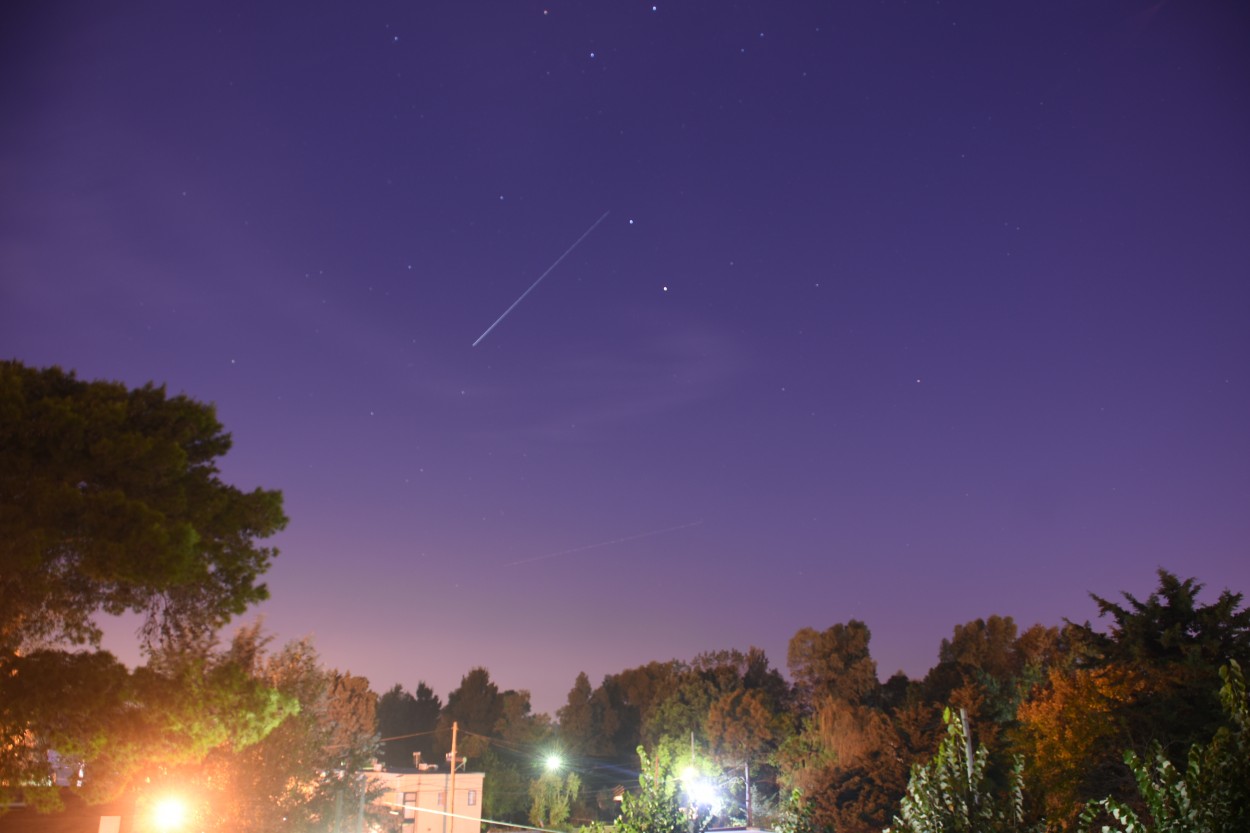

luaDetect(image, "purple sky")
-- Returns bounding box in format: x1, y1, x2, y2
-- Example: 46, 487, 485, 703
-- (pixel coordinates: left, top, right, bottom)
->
3, 1, 1248, 715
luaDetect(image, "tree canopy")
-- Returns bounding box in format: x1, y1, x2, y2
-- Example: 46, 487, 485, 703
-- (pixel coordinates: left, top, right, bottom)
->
0, 361, 287, 653
0, 361, 288, 812
377, 682, 442, 769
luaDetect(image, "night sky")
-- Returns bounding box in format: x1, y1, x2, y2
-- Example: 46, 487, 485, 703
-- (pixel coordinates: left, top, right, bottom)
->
3, 1, 1248, 715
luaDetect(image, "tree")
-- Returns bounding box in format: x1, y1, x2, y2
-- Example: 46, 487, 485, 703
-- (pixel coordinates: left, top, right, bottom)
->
437, 673, 554, 826
780, 622, 912, 833
780, 698, 909, 833
556, 671, 629, 823
557, 672, 597, 754
0, 363, 288, 807
322, 672, 381, 833
886, 709, 1042, 833
378, 682, 442, 769
1079, 661, 1250, 833
600, 661, 684, 757
775, 789, 817, 833
925, 617, 1065, 738
189, 634, 324, 832
0, 629, 295, 814
378, 685, 421, 769
1016, 571, 1250, 824
486, 689, 555, 825
176, 633, 382, 833
940, 616, 1022, 682
787, 621, 878, 709
644, 670, 716, 751
437, 667, 501, 760
1015, 663, 1147, 827
706, 689, 785, 826
616, 746, 711, 833
1074, 572, 1250, 669
0, 361, 287, 654
1067, 570, 1250, 753
530, 770, 581, 831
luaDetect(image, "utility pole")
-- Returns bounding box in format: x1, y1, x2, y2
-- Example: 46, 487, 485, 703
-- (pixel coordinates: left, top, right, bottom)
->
960, 707, 977, 806
745, 760, 751, 828
448, 721, 458, 833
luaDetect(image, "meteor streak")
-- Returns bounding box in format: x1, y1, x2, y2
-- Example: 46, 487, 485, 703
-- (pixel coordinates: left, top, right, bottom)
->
506, 519, 703, 566
473, 211, 611, 346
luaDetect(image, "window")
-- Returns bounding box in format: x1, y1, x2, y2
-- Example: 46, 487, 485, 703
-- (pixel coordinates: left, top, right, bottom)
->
403, 792, 418, 820
437, 792, 445, 806
467, 790, 477, 806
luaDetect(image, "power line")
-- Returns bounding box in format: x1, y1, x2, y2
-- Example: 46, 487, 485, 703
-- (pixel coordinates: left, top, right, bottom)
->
379, 729, 442, 743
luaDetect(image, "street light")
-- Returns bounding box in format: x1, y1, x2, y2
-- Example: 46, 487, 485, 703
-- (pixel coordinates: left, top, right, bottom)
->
152, 796, 187, 832
544, 754, 563, 772
680, 766, 721, 832
686, 778, 718, 810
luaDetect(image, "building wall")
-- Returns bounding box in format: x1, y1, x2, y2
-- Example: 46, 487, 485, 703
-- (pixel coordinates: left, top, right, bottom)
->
368, 770, 485, 833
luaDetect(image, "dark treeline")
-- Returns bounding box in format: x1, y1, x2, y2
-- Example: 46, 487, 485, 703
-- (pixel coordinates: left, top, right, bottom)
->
378, 569, 1249, 833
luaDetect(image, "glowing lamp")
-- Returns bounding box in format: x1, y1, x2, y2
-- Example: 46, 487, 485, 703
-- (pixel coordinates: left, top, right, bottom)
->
153, 796, 187, 831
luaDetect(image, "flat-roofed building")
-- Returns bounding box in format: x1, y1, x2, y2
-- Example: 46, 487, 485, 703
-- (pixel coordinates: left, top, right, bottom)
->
368, 768, 485, 833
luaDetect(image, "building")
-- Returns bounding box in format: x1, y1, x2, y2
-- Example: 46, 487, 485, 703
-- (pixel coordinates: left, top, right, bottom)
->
367, 768, 485, 833
0, 793, 133, 833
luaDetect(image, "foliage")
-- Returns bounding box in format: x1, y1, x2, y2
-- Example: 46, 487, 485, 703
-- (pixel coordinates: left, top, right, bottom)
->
777, 622, 917, 833
1074, 571, 1250, 668
554, 651, 790, 826
774, 788, 817, 833
1014, 660, 1147, 825
886, 709, 1042, 833
437, 667, 502, 760
616, 746, 711, 833
1079, 660, 1250, 833
1015, 572, 1250, 825
779, 698, 911, 833
434, 675, 555, 826
0, 362, 288, 806
178, 631, 382, 833
0, 361, 287, 654
604, 661, 685, 756
377, 682, 441, 769
557, 672, 598, 754
644, 673, 716, 751
530, 770, 582, 831
787, 621, 878, 709
1066, 571, 1250, 755
0, 632, 295, 813
706, 689, 778, 769
485, 688, 556, 824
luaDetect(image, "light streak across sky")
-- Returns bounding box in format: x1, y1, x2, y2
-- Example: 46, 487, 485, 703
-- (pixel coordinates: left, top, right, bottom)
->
473, 211, 611, 346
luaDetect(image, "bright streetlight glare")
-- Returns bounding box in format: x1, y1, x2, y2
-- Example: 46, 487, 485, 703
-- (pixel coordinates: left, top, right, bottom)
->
544, 754, 563, 771
688, 779, 717, 808
153, 796, 187, 830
